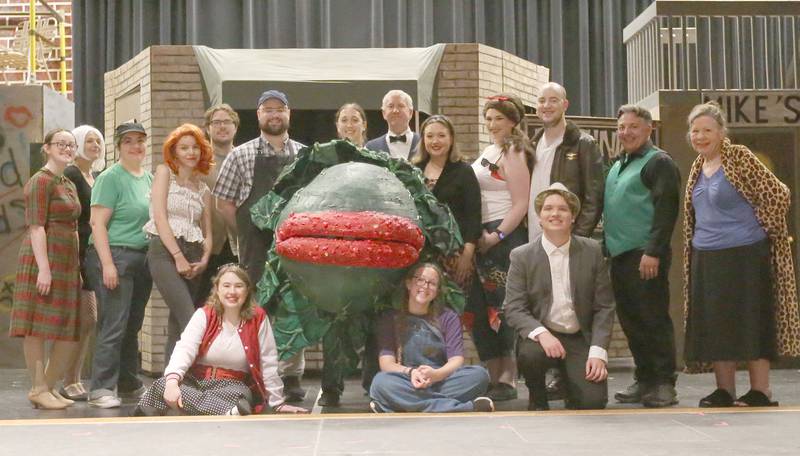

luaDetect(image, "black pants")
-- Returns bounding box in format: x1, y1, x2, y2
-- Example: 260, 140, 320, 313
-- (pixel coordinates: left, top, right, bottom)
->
610, 249, 677, 385
517, 333, 607, 410
321, 314, 380, 394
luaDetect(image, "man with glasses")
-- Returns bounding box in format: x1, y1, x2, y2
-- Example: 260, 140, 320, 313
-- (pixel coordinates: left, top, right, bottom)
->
213, 90, 307, 402
365, 89, 420, 160
198, 104, 241, 305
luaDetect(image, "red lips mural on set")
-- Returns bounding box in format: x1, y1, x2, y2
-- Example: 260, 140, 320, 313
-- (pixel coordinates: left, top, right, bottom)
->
276, 210, 424, 269
4, 106, 33, 128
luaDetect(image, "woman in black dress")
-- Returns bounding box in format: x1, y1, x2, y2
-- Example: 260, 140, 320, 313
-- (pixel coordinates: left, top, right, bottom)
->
60, 125, 106, 401
412, 115, 482, 287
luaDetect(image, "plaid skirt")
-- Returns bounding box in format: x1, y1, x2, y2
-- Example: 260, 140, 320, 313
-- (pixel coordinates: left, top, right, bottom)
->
138, 374, 252, 415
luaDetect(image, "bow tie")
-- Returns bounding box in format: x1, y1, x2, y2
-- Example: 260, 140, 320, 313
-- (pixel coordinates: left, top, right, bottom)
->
389, 134, 407, 143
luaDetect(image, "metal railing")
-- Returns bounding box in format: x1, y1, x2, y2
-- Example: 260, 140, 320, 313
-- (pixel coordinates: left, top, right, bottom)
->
0, 0, 67, 95
624, 1, 800, 103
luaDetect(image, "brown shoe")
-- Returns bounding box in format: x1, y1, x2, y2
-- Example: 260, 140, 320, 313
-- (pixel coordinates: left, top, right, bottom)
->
28, 390, 68, 410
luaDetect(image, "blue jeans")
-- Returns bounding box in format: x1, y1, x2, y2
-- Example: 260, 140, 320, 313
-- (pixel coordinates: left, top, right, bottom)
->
86, 245, 153, 398
369, 365, 490, 412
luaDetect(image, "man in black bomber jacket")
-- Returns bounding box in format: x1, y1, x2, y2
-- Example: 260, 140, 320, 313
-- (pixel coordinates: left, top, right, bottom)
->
528, 82, 605, 241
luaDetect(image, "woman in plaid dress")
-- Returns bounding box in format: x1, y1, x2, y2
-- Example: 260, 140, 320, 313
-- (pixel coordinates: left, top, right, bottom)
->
9, 129, 82, 410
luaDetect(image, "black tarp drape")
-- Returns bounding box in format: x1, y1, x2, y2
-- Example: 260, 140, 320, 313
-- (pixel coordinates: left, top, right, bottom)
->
73, 0, 654, 127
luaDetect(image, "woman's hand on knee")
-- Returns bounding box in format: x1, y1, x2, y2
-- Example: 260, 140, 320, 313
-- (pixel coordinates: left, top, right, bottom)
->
163, 380, 183, 410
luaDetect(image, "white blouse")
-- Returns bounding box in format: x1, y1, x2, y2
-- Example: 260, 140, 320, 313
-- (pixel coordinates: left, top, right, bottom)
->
471, 144, 513, 223
143, 172, 209, 243
165, 308, 286, 408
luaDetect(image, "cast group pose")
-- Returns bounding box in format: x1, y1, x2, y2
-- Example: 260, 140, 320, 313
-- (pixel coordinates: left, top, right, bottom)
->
9, 83, 798, 415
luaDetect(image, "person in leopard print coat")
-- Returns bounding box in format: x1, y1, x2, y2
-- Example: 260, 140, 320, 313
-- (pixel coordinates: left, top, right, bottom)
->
682, 102, 800, 408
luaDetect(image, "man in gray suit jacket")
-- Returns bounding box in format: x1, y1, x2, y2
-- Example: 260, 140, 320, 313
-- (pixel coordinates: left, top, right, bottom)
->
504, 183, 615, 411
364, 89, 420, 160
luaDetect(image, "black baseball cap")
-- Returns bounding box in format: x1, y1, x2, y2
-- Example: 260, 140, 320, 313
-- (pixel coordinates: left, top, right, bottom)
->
115, 121, 146, 139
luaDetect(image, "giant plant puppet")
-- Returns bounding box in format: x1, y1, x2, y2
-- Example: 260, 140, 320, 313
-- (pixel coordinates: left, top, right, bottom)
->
250, 139, 464, 378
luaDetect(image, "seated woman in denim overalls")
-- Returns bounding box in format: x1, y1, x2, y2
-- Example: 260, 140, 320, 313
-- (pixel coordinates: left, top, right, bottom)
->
369, 263, 494, 413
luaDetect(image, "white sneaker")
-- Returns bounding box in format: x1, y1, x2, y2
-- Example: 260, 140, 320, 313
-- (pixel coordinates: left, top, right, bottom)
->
88, 395, 121, 408
369, 401, 383, 413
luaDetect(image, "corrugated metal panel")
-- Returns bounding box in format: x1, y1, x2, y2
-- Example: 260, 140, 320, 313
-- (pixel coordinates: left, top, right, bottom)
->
73, 0, 654, 126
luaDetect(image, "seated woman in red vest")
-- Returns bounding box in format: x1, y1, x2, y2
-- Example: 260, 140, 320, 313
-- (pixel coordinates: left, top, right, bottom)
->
135, 264, 308, 415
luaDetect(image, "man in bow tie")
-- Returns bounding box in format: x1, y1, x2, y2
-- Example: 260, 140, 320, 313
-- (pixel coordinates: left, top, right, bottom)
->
365, 89, 420, 160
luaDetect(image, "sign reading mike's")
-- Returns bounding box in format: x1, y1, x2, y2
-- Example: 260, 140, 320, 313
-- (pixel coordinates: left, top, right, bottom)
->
701, 91, 800, 127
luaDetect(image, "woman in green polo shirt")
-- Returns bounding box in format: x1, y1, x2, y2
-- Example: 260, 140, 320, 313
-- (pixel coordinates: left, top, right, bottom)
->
85, 121, 154, 409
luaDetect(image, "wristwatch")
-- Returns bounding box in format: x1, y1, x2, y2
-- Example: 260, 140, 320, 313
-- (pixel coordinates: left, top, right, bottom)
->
493, 228, 506, 241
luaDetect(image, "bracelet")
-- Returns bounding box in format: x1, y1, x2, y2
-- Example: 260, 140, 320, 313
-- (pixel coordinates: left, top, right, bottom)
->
171, 249, 183, 257
165, 373, 181, 383
493, 229, 506, 241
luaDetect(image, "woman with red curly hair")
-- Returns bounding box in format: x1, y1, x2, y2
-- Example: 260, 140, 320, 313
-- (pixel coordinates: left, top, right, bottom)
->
144, 123, 215, 359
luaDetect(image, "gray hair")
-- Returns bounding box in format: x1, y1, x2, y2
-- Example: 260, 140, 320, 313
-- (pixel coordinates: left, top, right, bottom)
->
688, 101, 728, 134
382, 89, 414, 111
617, 104, 653, 125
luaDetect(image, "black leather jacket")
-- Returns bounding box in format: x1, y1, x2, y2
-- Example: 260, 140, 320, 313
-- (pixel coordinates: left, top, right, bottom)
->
531, 121, 605, 237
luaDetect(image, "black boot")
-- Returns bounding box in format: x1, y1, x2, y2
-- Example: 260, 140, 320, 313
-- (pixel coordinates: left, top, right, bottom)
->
318, 389, 341, 407
282, 376, 306, 403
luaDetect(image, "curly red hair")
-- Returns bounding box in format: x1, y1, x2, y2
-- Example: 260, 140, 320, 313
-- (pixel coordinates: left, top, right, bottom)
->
162, 123, 214, 175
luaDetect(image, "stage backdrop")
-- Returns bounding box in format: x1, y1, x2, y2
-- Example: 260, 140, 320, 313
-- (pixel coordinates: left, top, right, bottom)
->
73, 0, 653, 127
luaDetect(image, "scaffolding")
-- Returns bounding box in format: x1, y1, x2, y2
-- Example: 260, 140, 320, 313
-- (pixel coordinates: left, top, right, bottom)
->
0, 0, 67, 95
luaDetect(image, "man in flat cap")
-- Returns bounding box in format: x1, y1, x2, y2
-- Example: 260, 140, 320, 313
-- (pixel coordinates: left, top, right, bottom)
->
504, 183, 615, 411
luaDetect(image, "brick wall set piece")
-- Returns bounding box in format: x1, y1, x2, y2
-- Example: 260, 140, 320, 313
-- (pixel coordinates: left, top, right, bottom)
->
103, 45, 205, 374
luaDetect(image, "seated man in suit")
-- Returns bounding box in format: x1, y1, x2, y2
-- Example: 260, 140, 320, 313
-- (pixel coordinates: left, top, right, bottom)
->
364, 89, 420, 160
504, 183, 615, 410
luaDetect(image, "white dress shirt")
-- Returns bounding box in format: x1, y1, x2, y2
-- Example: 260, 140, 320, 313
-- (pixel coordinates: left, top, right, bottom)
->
165, 308, 286, 407
385, 127, 413, 160
528, 134, 563, 241
528, 235, 608, 362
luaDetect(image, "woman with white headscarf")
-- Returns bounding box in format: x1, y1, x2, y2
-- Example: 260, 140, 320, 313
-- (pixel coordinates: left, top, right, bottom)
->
59, 124, 106, 400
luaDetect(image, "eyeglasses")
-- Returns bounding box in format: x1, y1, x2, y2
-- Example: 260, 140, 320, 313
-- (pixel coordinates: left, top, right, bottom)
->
413, 276, 439, 289
480, 157, 500, 172
487, 95, 510, 102
50, 141, 78, 150
210, 119, 235, 127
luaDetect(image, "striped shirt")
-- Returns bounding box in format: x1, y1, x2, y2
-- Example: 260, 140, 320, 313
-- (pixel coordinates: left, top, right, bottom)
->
212, 135, 305, 207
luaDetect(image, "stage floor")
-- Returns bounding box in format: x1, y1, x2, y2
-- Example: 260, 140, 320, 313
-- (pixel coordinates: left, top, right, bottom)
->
1, 364, 798, 455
